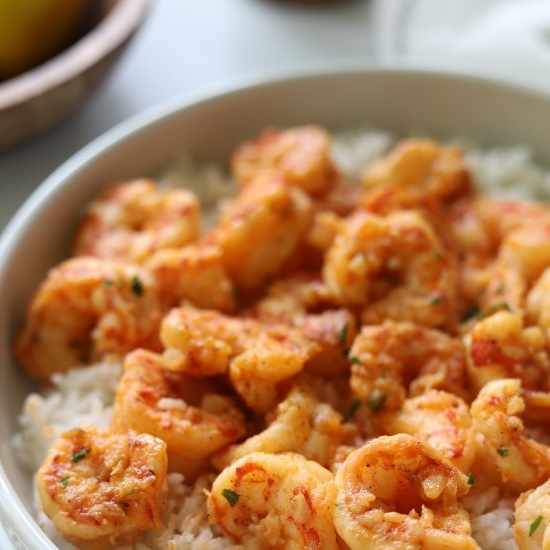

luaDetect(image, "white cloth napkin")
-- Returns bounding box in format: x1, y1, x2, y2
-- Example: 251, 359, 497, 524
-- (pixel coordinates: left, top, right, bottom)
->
370, 0, 550, 91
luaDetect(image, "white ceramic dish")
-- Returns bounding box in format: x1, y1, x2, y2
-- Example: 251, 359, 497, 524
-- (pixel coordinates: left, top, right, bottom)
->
2, 66, 550, 549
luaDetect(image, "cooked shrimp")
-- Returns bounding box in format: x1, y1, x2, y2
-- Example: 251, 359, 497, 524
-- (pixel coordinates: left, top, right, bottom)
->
146, 242, 236, 313
207, 451, 339, 549
111, 349, 246, 479
349, 321, 467, 411
208, 171, 313, 290
323, 209, 458, 328
514, 479, 550, 550
464, 311, 550, 394
213, 383, 349, 470
376, 390, 476, 473
333, 434, 478, 550
36, 427, 167, 549
470, 378, 550, 492
360, 138, 471, 214
73, 179, 200, 263
527, 267, 550, 337
231, 125, 337, 196
15, 257, 162, 381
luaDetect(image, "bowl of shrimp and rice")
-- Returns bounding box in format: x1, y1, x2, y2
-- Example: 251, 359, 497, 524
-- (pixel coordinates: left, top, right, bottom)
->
3, 66, 550, 549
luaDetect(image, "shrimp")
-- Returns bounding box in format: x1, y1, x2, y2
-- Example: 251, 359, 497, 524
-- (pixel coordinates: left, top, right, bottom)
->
349, 321, 467, 412
376, 390, 476, 473
36, 427, 167, 549
146, 242, 237, 313
464, 311, 550, 394
322, 209, 458, 329
111, 349, 246, 479
213, 383, 349, 470
231, 125, 337, 196
360, 138, 471, 214
514, 479, 550, 550
73, 179, 200, 263
14, 256, 162, 381
527, 267, 550, 337
208, 171, 313, 290
470, 378, 550, 492
333, 434, 479, 550
207, 451, 339, 549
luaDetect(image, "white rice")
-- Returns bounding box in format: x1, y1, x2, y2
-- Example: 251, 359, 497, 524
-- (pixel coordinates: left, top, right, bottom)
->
15, 129, 550, 549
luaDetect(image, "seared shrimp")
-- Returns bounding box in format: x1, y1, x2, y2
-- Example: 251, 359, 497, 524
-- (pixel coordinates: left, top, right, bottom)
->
464, 311, 550, 394
207, 451, 339, 549
333, 434, 478, 550
111, 349, 246, 479
527, 267, 550, 337
208, 171, 313, 290
36, 427, 167, 549
73, 179, 200, 263
323, 209, 457, 328
146, 242, 236, 313
360, 138, 471, 214
231, 125, 337, 195
349, 321, 467, 411
514, 479, 550, 550
376, 390, 476, 473
15, 257, 162, 380
213, 383, 349, 470
470, 378, 550, 492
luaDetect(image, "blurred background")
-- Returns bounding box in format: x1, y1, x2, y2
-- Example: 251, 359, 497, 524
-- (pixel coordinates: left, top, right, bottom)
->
1, 0, 550, 235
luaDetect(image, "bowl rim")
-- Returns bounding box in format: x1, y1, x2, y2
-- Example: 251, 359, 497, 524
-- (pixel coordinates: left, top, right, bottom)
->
0, 0, 151, 109
2, 62, 550, 549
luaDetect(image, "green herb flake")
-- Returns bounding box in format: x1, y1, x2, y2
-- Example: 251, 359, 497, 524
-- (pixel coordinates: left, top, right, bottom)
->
433, 250, 444, 261
346, 399, 361, 420
484, 301, 512, 316
339, 323, 348, 346
60, 476, 70, 488
131, 275, 144, 296
103, 278, 114, 287
496, 282, 505, 295
367, 392, 387, 413
222, 488, 240, 508
428, 293, 442, 305
497, 448, 509, 457
70, 448, 90, 463
467, 473, 475, 485
461, 305, 481, 323
529, 515, 543, 537
348, 355, 362, 365
334, 502, 343, 509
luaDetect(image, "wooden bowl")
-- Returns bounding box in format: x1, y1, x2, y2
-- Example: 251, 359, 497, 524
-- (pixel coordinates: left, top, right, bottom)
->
0, 0, 150, 150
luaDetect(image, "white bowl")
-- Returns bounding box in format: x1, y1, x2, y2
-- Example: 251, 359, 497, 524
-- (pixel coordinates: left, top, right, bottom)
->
2, 66, 550, 549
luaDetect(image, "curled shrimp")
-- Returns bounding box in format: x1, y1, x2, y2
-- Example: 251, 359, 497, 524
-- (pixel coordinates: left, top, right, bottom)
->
376, 390, 476, 473
349, 321, 467, 411
360, 138, 471, 214
514, 479, 550, 550
333, 433, 478, 550
470, 378, 550, 492
213, 383, 349, 471
73, 179, 200, 263
207, 451, 339, 549
527, 267, 550, 337
146, 242, 237, 313
14, 256, 162, 381
231, 125, 337, 195
464, 311, 550, 394
208, 171, 313, 290
111, 349, 246, 479
323, 209, 457, 328
36, 427, 167, 549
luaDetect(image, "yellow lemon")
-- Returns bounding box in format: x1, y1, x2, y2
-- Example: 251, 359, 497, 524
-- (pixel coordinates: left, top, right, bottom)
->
0, 0, 88, 81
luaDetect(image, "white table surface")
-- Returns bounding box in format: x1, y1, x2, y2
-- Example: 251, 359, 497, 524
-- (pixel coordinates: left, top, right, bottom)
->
2, 0, 550, 547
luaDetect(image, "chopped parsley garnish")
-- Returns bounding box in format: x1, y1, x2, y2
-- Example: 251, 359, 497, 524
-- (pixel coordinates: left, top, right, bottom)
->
222, 488, 240, 508
334, 502, 343, 509
131, 275, 144, 296
467, 473, 475, 485
70, 448, 90, 463
497, 448, 509, 457
339, 323, 348, 345
346, 399, 361, 420
367, 392, 386, 413
529, 515, 543, 537
484, 301, 511, 316
348, 355, 362, 365
60, 476, 69, 488
428, 293, 442, 305
461, 305, 481, 323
